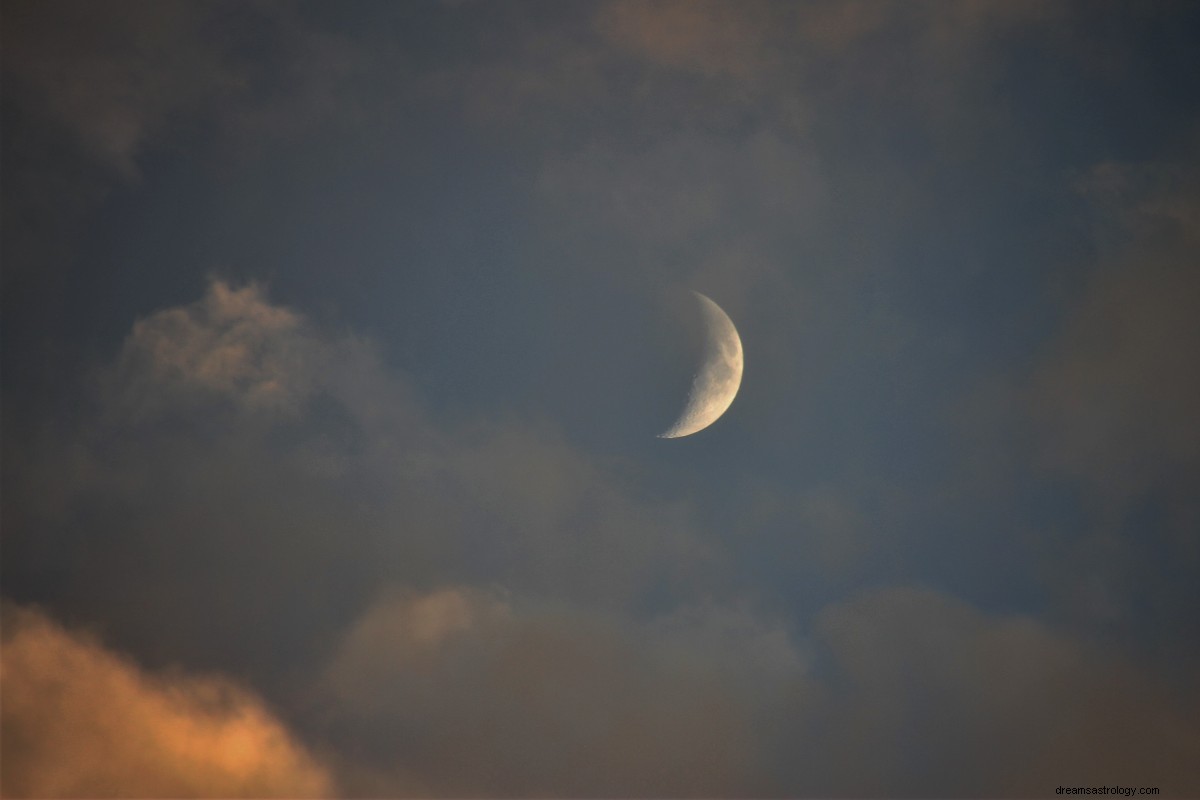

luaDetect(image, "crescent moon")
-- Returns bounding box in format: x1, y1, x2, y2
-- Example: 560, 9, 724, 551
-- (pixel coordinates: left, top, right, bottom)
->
658, 291, 744, 439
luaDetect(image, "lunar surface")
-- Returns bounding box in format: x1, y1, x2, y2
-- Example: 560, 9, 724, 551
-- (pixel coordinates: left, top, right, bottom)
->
658, 291, 744, 439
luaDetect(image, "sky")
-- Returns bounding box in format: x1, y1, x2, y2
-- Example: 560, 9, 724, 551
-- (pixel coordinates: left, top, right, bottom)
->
2, 1, 1199, 797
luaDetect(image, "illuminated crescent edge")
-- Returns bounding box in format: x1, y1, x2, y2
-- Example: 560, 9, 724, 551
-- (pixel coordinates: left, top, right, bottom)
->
658, 292, 743, 438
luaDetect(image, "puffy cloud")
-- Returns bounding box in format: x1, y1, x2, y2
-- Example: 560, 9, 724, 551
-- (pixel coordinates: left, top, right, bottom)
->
6, 278, 715, 695
317, 583, 1200, 797
435, 423, 710, 605
5, 5, 1200, 798
319, 585, 801, 797
102, 277, 422, 433
0, 603, 334, 798
111, 280, 315, 416
780, 586, 1200, 796
1024, 154, 1200, 641
10, 271, 1198, 797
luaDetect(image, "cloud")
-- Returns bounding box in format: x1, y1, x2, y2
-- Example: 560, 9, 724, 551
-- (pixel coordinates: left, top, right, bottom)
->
101, 283, 712, 613
538, 130, 823, 250
100, 277, 425, 436
8, 270, 1198, 796
9, 261, 1200, 795
1, 0, 361, 177
594, 0, 778, 79
5, 6, 1200, 798
1, 1, 239, 176
317, 583, 1200, 797
584, 0, 1084, 171
781, 586, 1200, 796
110, 280, 317, 417
0, 602, 334, 798
534, 130, 825, 321
318, 585, 801, 796
1022, 153, 1200, 640
1032, 246, 1200, 498
3, 278, 429, 685
593, 0, 1062, 79
5, 278, 717, 694
1048, 161, 1200, 479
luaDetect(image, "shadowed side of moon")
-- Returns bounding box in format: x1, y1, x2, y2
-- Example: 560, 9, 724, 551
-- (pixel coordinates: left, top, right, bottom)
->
658, 291, 744, 439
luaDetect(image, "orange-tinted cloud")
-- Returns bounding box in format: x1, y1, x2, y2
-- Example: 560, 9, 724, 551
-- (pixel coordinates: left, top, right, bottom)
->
319, 583, 1200, 796
0, 603, 335, 798
110, 279, 316, 417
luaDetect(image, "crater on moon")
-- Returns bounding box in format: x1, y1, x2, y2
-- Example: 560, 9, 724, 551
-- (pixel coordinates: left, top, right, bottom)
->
657, 291, 743, 439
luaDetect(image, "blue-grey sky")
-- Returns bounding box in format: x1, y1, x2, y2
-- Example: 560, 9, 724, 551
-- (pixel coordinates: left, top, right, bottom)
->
3, 1, 1199, 797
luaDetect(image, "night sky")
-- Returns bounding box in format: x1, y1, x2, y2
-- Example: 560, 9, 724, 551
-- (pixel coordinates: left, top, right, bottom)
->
3, 2, 1199, 797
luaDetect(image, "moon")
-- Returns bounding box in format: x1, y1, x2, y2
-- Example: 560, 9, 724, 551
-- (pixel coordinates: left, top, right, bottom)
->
658, 291, 744, 439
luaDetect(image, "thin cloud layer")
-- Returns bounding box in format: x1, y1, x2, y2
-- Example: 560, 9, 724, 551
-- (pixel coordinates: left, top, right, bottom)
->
0, 603, 334, 798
